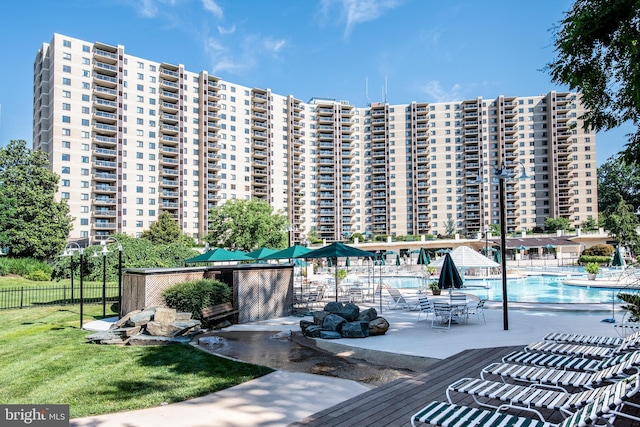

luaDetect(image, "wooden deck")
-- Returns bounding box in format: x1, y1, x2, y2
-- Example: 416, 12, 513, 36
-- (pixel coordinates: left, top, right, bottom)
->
291, 345, 640, 427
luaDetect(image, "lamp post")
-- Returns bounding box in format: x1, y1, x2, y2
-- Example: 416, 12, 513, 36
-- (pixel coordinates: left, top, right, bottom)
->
95, 236, 123, 318
484, 225, 489, 258
493, 161, 530, 331
286, 225, 295, 247
61, 243, 84, 328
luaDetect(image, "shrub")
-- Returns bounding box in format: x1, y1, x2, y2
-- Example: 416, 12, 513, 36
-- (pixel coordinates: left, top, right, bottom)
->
585, 262, 600, 275
579, 255, 611, 264
0, 257, 53, 278
618, 293, 640, 322
582, 244, 614, 257
162, 279, 231, 320
24, 270, 51, 281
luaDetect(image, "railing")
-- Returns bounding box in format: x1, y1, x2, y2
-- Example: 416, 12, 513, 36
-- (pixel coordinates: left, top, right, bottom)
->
0, 285, 118, 310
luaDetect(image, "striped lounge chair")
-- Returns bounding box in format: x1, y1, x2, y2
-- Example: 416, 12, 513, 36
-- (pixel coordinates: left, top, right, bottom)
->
524, 338, 637, 360
411, 395, 610, 427
445, 373, 640, 423
502, 349, 640, 372
480, 357, 637, 391
543, 330, 640, 347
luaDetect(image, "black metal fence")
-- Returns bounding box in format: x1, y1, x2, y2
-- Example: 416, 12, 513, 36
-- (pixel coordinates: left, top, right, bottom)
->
0, 285, 119, 310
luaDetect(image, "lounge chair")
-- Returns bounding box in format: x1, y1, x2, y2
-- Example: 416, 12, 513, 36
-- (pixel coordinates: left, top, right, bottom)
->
411, 394, 610, 427
386, 288, 410, 310
502, 349, 640, 372
543, 330, 640, 347
481, 357, 637, 391
446, 372, 640, 422
524, 337, 639, 359
416, 296, 433, 322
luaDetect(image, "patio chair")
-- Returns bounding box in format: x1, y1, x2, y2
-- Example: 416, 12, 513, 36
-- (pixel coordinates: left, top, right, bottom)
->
307, 285, 325, 309
466, 299, 486, 324
480, 357, 638, 391
502, 348, 640, 372
416, 296, 434, 322
431, 302, 456, 329
386, 288, 410, 310
348, 287, 364, 304
446, 372, 640, 423
543, 330, 640, 347
411, 394, 609, 427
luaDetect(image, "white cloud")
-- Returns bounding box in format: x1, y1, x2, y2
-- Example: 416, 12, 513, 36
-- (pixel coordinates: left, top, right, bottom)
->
343, 0, 401, 38
421, 81, 462, 102
138, 0, 159, 17
263, 38, 286, 53
201, 0, 223, 18
217, 24, 236, 35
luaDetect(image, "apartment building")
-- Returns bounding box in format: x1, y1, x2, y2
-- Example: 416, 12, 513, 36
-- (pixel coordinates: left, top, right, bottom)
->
33, 33, 598, 244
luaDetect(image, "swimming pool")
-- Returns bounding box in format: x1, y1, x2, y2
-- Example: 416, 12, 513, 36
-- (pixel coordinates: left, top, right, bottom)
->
380, 275, 622, 304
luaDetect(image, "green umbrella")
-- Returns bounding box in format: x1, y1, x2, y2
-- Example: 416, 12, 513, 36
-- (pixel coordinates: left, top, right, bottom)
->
245, 247, 279, 260
494, 249, 502, 264
327, 257, 333, 267
185, 247, 253, 264
437, 252, 464, 291
261, 245, 313, 260
612, 246, 625, 267
345, 257, 350, 267
417, 247, 429, 265
396, 254, 401, 266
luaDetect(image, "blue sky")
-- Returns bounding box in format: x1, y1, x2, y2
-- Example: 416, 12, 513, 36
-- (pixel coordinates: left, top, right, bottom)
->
0, 0, 632, 165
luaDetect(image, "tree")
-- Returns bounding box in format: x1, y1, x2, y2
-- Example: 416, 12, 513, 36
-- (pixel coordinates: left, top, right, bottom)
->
544, 217, 570, 232
547, 0, 640, 165
0, 140, 73, 259
580, 217, 599, 232
206, 199, 288, 251
141, 211, 193, 245
597, 155, 640, 213
602, 199, 639, 250
444, 218, 456, 237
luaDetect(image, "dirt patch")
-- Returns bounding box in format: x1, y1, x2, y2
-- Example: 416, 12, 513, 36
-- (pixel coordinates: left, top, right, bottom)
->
196, 330, 417, 386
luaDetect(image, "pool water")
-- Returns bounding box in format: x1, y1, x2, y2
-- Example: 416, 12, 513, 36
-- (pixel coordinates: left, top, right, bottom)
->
380, 275, 622, 304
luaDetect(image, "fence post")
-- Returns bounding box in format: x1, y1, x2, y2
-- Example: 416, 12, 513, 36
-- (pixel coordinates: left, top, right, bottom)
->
63, 286, 67, 306
20, 287, 24, 309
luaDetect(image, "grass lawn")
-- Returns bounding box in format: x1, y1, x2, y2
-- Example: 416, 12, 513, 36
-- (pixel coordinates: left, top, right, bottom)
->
0, 304, 273, 418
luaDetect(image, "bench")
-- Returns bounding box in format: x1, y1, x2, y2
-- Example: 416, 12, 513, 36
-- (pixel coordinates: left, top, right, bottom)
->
200, 302, 238, 324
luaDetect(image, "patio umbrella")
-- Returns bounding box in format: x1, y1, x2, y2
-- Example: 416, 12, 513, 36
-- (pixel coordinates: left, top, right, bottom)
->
185, 247, 253, 264
417, 248, 429, 265
494, 249, 502, 264
245, 247, 279, 261
260, 245, 313, 260
299, 242, 376, 302
612, 246, 625, 268
437, 252, 464, 293
396, 254, 401, 266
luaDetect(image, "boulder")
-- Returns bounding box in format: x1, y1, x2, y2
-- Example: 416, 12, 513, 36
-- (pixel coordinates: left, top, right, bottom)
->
154, 307, 177, 324
335, 303, 359, 321
127, 335, 191, 346
111, 309, 142, 329
175, 312, 193, 321
312, 310, 329, 325
324, 302, 344, 313
129, 310, 154, 326
299, 320, 314, 333
322, 313, 347, 332
303, 325, 323, 338
145, 321, 184, 337
369, 317, 390, 336
320, 330, 342, 339
358, 308, 378, 322
341, 321, 369, 338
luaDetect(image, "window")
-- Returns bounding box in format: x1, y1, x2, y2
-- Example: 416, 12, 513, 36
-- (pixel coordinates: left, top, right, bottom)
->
62, 78, 71, 85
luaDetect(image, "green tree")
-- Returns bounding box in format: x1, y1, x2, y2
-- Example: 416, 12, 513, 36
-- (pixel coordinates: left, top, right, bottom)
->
602, 199, 639, 250
544, 217, 571, 232
206, 199, 288, 251
141, 211, 193, 245
580, 217, 599, 232
0, 140, 72, 259
597, 155, 640, 213
444, 218, 456, 237
547, 0, 640, 165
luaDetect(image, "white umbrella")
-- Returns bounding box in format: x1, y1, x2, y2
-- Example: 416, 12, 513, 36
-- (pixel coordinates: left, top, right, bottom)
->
429, 246, 500, 269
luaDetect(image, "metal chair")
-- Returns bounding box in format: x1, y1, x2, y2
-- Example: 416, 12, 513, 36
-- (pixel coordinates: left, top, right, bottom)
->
431, 302, 455, 329
467, 299, 486, 324
416, 296, 434, 322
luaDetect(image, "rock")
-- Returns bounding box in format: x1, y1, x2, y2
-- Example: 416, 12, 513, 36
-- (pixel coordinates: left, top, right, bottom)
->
154, 307, 177, 324
300, 320, 314, 333
335, 303, 359, 321
127, 335, 191, 346
323, 313, 347, 332
145, 321, 183, 337
312, 310, 329, 325
175, 312, 192, 321
358, 308, 378, 322
85, 331, 125, 344
198, 336, 224, 349
324, 302, 344, 313
320, 330, 342, 339
369, 317, 390, 336
303, 325, 323, 338
111, 326, 142, 337
112, 309, 142, 329
341, 321, 370, 338
129, 310, 154, 327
